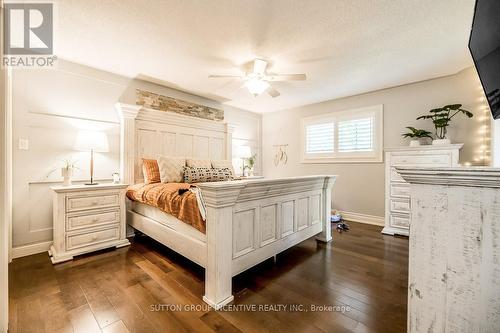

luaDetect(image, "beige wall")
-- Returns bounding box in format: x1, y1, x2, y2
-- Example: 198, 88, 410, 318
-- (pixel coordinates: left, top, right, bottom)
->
11, 59, 262, 249
494, 119, 500, 167
262, 67, 491, 218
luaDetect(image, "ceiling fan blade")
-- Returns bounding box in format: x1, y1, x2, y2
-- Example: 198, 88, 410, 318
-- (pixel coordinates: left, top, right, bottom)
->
267, 86, 280, 98
266, 74, 306, 81
253, 59, 268, 75
208, 74, 243, 79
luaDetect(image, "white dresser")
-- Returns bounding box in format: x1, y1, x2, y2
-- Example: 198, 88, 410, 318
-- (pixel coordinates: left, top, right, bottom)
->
49, 183, 130, 264
398, 167, 500, 332
383, 144, 463, 236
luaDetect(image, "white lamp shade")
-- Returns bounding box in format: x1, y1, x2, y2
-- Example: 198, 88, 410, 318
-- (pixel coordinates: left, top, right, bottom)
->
74, 130, 109, 152
237, 145, 252, 158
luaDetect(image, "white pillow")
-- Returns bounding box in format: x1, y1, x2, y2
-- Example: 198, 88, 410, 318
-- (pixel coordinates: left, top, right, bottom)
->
186, 158, 212, 168
211, 160, 235, 176
157, 156, 186, 183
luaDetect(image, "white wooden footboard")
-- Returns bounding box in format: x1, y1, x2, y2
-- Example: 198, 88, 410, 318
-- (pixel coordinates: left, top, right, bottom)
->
199, 175, 336, 309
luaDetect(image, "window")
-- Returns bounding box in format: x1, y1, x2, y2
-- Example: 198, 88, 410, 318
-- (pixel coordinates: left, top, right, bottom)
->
306, 122, 334, 154
338, 117, 373, 152
301, 105, 383, 163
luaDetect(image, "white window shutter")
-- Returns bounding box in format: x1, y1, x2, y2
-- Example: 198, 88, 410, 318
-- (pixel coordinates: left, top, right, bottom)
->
338, 117, 373, 152
306, 122, 334, 154
301, 105, 382, 163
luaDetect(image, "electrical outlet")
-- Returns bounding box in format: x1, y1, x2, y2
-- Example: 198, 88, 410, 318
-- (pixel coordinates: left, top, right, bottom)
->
18, 138, 29, 150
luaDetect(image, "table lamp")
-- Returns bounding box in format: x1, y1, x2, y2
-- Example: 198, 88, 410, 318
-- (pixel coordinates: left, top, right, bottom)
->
74, 130, 109, 185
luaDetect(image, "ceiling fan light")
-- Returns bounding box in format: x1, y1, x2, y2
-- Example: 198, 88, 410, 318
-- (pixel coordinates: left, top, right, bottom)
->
245, 78, 269, 96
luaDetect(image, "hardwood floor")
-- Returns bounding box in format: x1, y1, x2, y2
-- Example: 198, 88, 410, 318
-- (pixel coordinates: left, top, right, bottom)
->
9, 222, 408, 333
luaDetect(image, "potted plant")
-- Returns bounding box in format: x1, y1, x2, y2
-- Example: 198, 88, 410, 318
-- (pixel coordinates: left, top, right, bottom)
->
60, 159, 79, 186
245, 154, 257, 177
48, 159, 79, 186
417, 104, 473, 145
402, 127, 433, 147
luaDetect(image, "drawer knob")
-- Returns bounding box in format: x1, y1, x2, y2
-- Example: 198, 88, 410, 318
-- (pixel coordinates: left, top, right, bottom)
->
93, 218, 99, 223
91, 235, 98, 241
92, 201, 99, 205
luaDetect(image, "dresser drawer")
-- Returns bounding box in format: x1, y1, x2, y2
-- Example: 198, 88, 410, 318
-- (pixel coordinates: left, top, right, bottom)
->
390, 197, 410, 213
390, 213, 410, 229
66, 227, 120, 251
390, 154, 450, 166
66, 193, 120, 212
390, 168, 405, 183
390, 183, 411, 198
67, 209, 120, 231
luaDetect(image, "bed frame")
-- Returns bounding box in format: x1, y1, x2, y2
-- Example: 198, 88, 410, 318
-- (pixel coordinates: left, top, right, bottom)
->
116, 103, 336, 309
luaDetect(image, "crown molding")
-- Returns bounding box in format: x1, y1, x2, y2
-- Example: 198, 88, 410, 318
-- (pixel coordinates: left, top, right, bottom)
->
397, 167, 500, 188
115, 103, 141, 119
199, 175, 337, 206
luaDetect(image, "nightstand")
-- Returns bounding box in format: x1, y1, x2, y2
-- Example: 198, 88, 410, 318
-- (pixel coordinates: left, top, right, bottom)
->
49, 183, 130, 264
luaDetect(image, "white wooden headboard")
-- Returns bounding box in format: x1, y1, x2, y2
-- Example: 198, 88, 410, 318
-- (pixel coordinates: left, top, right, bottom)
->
115, 103, 232, 184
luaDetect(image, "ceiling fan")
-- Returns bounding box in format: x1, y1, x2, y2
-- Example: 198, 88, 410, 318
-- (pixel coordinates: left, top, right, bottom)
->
209, 59, 306, 98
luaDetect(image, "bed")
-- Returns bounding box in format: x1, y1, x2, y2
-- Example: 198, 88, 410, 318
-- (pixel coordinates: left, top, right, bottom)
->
116, 103, 337, 309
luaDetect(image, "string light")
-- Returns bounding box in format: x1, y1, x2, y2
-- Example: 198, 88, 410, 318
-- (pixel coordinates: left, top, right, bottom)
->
467, 83, 491, 166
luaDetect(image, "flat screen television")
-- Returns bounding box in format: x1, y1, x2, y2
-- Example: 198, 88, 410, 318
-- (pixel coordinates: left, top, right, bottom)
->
469, 0, 500, 119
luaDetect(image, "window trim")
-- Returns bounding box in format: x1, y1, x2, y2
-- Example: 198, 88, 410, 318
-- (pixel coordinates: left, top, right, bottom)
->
300, 105, 384, 164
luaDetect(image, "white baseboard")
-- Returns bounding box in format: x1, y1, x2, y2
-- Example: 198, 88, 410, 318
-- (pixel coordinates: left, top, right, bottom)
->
339, 211, 384, 226
11, 241, 52, 259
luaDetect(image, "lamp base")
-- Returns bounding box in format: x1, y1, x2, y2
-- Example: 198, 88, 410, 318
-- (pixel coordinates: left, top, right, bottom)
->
85, 182, 99, 186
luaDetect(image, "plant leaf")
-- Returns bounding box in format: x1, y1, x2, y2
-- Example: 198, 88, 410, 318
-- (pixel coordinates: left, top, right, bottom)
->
462, 110, 474, 118
443, 104, 462, 110
430, 108, 443, 113
434, 118, 448, 126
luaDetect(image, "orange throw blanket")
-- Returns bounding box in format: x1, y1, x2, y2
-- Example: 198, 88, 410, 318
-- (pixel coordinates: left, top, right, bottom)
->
126, 183, 206, 233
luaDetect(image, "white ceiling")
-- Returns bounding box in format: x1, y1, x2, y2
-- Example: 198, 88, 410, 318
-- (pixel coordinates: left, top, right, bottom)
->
54, 0, 476, 113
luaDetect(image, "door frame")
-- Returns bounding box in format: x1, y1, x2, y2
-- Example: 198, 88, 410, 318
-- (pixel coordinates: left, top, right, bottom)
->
1, 0, 12, 331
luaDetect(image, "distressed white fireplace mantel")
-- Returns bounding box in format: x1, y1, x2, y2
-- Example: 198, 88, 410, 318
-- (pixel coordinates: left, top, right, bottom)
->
397, 167, 500, 333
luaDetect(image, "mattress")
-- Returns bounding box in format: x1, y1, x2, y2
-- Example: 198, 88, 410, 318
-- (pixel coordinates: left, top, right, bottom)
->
129, 200, 206, 243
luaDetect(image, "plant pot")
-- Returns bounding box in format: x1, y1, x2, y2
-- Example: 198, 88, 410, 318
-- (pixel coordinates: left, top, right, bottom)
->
432, 138, 451, 146
409, 140, 421, 147
61, 168, 73, 186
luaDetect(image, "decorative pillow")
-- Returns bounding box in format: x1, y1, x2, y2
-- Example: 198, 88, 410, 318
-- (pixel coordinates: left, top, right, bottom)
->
157, 156, 186, 183
183, 166, 233, 183
211, 160, 235, 176
142, 159, 161, 184
186, 158, 212, 168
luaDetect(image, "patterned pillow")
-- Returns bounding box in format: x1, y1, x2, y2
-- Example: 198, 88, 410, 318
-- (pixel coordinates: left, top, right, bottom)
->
211, 160, 235, 177
157, 156, 186, 183
186, 158, 212, 168
142, 159, 161, 184
183, 166, 233, 183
